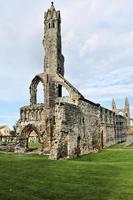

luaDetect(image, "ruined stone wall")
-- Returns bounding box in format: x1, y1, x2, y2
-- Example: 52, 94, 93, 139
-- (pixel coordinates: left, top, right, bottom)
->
100, 108, 116, 147
0, 136, 37, 153
49, 99, 100, 159
50, 101, 100, 159
49, 97, 127, 159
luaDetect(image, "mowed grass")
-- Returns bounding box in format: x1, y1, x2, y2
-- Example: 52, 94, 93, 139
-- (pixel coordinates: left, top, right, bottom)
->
0, 144, 133, 200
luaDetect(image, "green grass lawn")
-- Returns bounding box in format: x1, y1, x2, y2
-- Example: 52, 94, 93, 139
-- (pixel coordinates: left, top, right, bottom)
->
0, 144, 133, 200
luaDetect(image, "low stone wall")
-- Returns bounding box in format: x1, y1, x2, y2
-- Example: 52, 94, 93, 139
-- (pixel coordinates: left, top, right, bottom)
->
0, 136, 29, 153
0, 136, 17, 152
0, 136, 43, 154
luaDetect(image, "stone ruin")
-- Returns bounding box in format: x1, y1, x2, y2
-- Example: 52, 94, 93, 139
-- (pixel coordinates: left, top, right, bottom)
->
1, 3, 128, 159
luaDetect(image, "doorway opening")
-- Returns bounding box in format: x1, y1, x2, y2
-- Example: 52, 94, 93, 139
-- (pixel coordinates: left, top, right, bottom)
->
28, 130, 39, 152
21, 125, 40, 152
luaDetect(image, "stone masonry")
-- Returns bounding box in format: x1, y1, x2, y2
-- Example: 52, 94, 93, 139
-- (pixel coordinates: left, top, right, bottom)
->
16, 3, 127, 159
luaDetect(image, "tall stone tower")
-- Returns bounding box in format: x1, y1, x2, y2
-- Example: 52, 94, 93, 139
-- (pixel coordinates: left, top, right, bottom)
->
43, 2, 65, 108
43, 2, 64, 76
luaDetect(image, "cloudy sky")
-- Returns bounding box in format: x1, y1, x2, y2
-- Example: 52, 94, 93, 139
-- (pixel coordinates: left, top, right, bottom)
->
0, 0, 133, 127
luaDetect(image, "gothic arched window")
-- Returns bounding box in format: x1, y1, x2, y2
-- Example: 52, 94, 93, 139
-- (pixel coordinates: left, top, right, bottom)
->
37, 82, 44, 104
30, 76, 45, 105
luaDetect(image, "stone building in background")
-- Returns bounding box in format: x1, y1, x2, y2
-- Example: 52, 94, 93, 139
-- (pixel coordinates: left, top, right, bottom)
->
16, 3, 127, 159
112, 97, 130, 127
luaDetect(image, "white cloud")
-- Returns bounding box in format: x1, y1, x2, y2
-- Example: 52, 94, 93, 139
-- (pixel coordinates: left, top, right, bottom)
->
80, 30, 133, 58
81, 84, 133, 102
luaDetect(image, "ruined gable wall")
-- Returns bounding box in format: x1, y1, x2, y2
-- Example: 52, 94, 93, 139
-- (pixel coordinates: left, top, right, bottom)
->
50, 99, 101, 159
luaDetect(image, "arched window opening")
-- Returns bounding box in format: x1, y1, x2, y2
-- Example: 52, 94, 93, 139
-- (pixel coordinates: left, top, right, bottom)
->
30, 76, 45, 105
58, 85, 69, 97
37, 82, 44, 104
48, 23, 51, 29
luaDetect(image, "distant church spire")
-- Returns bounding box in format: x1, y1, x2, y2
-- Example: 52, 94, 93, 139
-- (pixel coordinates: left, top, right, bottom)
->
112, 98, 116, 110
124, 97, 130, 126
125, 97, 129, 107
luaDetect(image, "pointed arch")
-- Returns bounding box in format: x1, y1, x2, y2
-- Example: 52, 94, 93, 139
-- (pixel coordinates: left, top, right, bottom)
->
30, 75, 45, 105
21, 124, 40, 138
37, 82, 44, 104
20, 124, 41, 152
